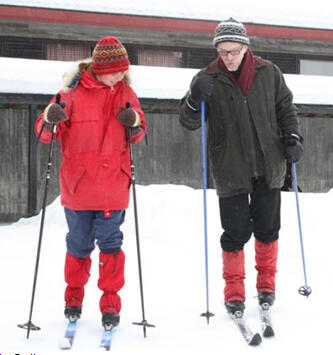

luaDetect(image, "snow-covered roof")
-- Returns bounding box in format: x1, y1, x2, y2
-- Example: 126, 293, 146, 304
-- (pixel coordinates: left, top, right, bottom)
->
0, 57, 333, 105
1, 0, 333, 30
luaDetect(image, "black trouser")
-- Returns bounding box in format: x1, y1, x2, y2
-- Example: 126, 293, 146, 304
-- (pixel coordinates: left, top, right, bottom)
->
219, 177, 281, 252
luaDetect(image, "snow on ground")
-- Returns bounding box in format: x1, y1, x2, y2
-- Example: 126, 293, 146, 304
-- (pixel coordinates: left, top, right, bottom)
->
0, 184, 332, 354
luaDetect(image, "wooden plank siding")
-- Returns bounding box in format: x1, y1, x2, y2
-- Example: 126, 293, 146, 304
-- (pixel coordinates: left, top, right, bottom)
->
296, 105, 333, 192
0, 95, 332, 222
0, 108, 30, 221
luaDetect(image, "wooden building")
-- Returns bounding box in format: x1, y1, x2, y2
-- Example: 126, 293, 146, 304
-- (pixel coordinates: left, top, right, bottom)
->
1, 3, 333, 74
0, 4, 333, 222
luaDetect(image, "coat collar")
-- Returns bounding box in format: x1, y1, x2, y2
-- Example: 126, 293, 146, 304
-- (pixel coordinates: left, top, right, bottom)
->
62, 59, 131, 93
204, 55, 270, 75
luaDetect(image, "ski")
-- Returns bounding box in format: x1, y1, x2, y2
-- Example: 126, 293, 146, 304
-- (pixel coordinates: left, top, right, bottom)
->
100, 325, 115, 351
59, 318, 78, 350
230, 310, 262, 346
259, 302, 275, 337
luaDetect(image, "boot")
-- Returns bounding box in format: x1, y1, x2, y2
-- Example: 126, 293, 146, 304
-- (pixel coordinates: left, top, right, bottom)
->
258, 292, 275, 306
64, 306, 82, 321
64, 252, 91, 319
98, 250, 125, 328
225, 301, 245, 315
222, 249, 245, 313
102, 313, 120, 329
255, 239, 278, 303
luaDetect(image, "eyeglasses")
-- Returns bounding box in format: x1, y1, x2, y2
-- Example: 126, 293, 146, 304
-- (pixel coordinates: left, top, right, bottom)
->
218, 46, 244, 57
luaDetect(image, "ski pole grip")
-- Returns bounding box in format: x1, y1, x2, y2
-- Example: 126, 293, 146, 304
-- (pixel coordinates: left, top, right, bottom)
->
55, 93, 61, 104
51, 93, 62, 134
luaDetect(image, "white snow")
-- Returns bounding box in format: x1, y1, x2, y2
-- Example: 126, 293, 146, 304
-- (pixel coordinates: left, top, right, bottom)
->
0, 1, 333, 352
1, 57, 333, 105
1, 0, 333, 30
0, 184, 332, 354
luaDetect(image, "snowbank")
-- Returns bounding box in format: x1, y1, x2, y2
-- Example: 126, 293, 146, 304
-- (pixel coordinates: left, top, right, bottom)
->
1, 57, 333, 105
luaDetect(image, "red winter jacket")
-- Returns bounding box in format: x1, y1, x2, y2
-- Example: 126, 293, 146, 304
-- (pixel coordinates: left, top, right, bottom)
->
35, 66, 146, 211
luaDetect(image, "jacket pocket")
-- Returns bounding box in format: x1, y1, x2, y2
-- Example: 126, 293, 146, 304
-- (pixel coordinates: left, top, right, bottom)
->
121, 163, 132, 180
67, 113, 100, 153
63, 164, 86, 195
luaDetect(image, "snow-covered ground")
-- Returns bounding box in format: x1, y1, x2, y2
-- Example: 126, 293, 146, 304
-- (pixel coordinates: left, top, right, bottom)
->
0, 184, 332, 354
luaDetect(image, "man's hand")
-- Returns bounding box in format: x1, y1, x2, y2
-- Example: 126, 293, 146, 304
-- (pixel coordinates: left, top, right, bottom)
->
186, 74, 214, 112
283, 133, 303, 163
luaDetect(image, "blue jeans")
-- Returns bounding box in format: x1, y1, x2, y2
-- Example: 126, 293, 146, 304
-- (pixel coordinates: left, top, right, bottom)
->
64, 208, 125, 257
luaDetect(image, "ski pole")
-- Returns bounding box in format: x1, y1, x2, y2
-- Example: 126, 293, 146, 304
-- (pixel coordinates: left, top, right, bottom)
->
18, 94, 60, 338
126, 120, 155, 337
291, 162, 312, 297
200, 100, 214, 324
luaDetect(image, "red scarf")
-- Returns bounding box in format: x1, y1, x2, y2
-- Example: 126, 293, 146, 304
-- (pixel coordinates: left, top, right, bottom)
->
218, 49, 255, 96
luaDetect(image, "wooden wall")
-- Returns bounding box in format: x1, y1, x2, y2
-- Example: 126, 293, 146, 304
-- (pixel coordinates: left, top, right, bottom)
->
2, 18, 333, 57
2, 21, 333, 74
0, 95, 332, 222
295, 105, 333, 192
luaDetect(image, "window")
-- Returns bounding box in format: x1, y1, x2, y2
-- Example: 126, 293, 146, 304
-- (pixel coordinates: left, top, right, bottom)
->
300, 59, 333, 76
185, 47, 217, 69
46, 43, 91, 61
137, 48, 182, 67
1, 37, 43, 59
254, 51, 298, 74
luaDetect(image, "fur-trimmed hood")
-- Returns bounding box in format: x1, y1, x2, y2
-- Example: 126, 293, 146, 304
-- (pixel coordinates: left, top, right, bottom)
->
62, 58, 131, 93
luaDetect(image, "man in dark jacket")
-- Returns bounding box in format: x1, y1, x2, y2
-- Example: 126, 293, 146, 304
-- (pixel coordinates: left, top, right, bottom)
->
179, 18, 303, 319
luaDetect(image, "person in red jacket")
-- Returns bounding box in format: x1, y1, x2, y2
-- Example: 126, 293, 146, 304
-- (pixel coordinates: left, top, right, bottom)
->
35, 36, 146, 329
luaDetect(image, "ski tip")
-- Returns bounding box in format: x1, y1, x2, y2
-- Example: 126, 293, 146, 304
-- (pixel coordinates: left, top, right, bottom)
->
249, 333, 262, 346
263, 325, 275, 338
59, 337, 72, 350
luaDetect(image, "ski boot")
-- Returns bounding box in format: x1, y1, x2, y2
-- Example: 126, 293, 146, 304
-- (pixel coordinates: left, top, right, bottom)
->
102, 312, 120, 330
64, 306, 82, 322
258, 292, 275, 307
225, 301, 245, 316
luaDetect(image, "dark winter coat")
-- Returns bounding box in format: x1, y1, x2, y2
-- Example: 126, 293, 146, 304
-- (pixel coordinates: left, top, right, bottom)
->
179, 56, 300, 198
35, 61, 146, 211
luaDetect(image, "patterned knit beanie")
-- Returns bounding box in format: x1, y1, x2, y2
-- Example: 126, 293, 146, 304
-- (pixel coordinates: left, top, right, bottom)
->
213, 18, 250, 47
92, 36, 130, 75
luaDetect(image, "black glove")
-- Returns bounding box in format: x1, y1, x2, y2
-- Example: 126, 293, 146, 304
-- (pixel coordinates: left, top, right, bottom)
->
186, 74, 214, 112
43, 101, 68, 130
282, 133, 303, 163
117, 107, 141, 127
